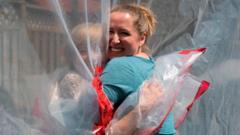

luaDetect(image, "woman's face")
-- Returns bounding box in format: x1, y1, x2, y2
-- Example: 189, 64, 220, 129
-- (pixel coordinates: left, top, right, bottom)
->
108, 11, 146, 59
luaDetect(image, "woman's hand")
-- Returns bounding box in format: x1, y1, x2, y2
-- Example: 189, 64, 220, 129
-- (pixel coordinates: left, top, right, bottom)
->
139, 79, 165, 115
105, 110, 139, 135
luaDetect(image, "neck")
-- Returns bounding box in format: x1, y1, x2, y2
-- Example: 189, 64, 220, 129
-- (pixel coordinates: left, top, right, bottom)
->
135, 52, 150, 59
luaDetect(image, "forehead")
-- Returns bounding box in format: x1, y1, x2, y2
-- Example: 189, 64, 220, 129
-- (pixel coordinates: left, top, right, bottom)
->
110, 12, 135, 28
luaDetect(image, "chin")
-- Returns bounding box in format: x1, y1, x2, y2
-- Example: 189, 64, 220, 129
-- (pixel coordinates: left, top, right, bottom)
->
108, 55, 115, 59
108, 54, 120, 59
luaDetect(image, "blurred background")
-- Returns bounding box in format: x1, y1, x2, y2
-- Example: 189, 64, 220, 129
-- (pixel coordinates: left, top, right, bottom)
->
0, 0, 240, 135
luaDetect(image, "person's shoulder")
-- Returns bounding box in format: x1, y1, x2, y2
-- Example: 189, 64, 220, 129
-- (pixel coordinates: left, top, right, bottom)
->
102, 57, 139, 76
107, 56, 151, 65
106, 56, 135, 68
106, 56, 154, 70
108, 56, 135, 63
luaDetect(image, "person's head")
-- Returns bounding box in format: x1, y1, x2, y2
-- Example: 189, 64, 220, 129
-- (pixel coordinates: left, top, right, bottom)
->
68, 23, 102, 71
71, 23, 102, 60
108, 4, 157, 59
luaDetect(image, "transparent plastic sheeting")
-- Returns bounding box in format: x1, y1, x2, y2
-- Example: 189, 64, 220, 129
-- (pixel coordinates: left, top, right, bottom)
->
0, 0, 239, 135
105, 49, 207, 135
0, 0, 110, 134
150, 0, 240, 135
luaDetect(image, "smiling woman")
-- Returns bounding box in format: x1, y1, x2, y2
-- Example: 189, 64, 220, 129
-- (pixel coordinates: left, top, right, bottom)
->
108, 11, 145, 59
108, 4, 156, 59
101, 4, 176, 135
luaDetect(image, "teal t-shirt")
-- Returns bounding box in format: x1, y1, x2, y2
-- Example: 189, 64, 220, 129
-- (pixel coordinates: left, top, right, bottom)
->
101, 56, 176, 134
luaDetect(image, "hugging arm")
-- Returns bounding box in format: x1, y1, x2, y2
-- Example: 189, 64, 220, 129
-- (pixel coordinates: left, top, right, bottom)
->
105, 80, 164, 135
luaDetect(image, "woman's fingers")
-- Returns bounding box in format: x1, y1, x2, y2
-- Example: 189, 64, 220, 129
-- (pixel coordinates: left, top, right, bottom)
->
139, 79, 165, 113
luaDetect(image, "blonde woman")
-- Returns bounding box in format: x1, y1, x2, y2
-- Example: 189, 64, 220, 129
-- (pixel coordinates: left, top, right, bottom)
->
101, 4, 176, 135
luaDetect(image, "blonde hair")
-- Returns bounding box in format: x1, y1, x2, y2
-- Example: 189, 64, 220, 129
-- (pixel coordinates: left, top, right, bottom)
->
71, 23, 102, 51
111, 4, 157, 47
111, 4, 157, 54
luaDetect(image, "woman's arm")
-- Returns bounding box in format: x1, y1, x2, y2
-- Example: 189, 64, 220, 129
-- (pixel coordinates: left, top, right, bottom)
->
106, 108, 139, 135
106, 79, 164, 135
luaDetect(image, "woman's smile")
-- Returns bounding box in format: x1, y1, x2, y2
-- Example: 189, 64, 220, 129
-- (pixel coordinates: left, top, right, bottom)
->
109, 46, 124, 52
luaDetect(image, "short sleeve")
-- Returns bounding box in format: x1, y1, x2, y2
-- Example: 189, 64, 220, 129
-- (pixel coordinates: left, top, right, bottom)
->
101, 57, 137, 107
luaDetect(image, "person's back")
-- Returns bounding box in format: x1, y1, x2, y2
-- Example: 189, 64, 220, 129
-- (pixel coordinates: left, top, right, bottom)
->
101, 56, 176, 135
101, 56, 154, 107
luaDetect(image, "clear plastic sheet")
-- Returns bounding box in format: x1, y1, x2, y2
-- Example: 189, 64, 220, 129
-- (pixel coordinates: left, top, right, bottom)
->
0, 0, 109, 134
105, 48, 207, 135
0, 0, 239, 135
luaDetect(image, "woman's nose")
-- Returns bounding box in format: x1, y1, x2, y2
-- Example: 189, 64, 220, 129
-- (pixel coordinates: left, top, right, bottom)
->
110, 33, 120, 44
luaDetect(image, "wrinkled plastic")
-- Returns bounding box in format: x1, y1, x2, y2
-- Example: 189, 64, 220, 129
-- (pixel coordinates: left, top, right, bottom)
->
1, 0, 239, 135
0, 0, 110, 134
105, 48, 208, 134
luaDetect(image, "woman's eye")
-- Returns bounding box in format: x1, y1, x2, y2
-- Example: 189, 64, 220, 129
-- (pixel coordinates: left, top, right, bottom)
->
109, 30, 114, 34
120, 32, 130, 36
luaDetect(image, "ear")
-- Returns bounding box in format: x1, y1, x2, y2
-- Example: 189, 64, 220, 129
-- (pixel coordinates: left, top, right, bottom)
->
139, 32, 147, 46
